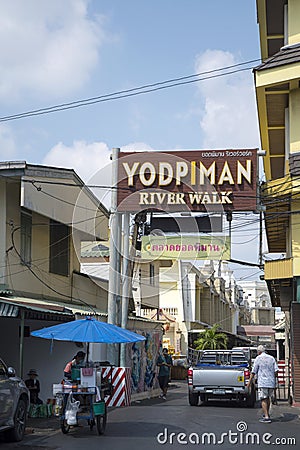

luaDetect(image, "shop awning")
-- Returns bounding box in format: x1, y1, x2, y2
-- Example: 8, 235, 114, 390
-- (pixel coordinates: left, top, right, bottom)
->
0, 295, 108, 320
243, 325, 275, 337
0, 296, 75, 321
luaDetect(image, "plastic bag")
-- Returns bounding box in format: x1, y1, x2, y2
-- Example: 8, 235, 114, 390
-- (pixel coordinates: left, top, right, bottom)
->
65, 393, 80, 425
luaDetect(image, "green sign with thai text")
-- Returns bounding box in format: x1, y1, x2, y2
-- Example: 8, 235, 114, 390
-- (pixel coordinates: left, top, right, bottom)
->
141, 235, 230, 260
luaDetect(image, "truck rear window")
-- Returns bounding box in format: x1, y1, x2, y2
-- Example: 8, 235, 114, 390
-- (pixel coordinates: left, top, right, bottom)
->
199, 352, 248, 366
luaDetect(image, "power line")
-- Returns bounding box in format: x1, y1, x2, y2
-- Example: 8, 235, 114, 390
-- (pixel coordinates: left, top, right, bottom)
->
10, 226, 98, 314
0, 59, 261, 123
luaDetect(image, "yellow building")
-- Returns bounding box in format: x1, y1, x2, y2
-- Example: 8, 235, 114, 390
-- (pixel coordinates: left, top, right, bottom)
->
141, 261, 240, 354
255, 0, 300, 404
0, 161, 110, 388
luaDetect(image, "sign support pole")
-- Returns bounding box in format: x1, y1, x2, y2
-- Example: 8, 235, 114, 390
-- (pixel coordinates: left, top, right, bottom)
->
120, 212, 130, 367
108, 147, 121, 365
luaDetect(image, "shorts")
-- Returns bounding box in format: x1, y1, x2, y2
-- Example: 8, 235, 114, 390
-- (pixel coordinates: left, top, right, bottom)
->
258, 387, 274, 400
158, 375, 169, 390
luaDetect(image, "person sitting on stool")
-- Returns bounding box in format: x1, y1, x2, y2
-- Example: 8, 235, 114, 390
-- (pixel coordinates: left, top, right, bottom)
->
25, 369, 43, 404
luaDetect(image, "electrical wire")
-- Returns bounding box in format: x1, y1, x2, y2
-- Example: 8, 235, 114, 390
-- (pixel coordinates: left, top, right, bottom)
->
0, 206, 286, 276
0, 59, 261, 123
10, 225, 98, 314
2, 167, 297, 293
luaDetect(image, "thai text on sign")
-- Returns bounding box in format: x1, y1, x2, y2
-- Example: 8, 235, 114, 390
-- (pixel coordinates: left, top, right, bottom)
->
141, 236, 231, 260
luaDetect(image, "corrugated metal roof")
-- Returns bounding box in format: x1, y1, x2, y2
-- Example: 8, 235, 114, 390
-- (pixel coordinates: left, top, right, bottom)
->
2, 296, 107, 317
81, 263, 109, 281
0, 295, 165, 331
254, 44, 300, 72
0, 296, 109, 321
0, 297, 75, 321
0, 301, 19, 317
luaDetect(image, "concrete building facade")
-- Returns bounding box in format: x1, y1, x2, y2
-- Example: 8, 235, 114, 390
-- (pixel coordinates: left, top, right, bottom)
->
255, 0, 300, 403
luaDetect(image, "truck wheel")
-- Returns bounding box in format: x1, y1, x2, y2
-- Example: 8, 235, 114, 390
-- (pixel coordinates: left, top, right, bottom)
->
4, 399, 27, 442
200, 394, 208, 405
188, 392, 199, 406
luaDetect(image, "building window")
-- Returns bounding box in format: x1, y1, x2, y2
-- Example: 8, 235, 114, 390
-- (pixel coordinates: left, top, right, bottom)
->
20, 209, 32, 265
49, 219, 69, 276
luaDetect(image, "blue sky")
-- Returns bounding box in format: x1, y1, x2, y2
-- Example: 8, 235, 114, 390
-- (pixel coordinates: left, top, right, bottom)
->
0, 0, 264, 280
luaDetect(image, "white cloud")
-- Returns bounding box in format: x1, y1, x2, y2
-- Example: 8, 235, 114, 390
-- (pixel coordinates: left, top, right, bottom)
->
43, 140, 112, 206
121, 142, 153, 152
195, 50, 260, 149
42, 140, 152, 208
0, 0, 107, 103
42, 140, 111, 180
0, 125, 17, 159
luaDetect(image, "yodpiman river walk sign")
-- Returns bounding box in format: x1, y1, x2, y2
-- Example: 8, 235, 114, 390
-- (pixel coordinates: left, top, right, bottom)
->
116, 149, 258, 213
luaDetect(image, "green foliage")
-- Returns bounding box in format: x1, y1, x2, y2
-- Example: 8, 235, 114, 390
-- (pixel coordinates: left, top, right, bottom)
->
194, 324, 228, 350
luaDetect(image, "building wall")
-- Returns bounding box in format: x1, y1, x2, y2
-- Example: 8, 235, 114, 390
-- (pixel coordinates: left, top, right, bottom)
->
291, 302, 300, 403
291, 198, 300, 276
132, 259, 160, 311
3, 181, 108, 311
0, 315, 163, 401
238, 280, 271, 309
289, 0, 300, 45
125, 329, 161, 394
72, 272, 108, 311
158, 261, 236, 353
0, 316, 81, 401
251, 307, 275, 325
199, 285, 212, 325
6, 182, 76, 298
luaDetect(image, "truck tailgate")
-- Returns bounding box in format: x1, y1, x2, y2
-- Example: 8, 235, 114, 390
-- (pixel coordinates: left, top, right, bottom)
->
194, 367, 245, 387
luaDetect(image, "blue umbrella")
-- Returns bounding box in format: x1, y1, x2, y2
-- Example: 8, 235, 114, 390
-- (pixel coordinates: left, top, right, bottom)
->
31, 316, 146, 343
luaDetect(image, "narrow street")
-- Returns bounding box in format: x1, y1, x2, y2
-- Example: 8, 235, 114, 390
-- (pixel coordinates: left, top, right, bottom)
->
2, 382, 300, 450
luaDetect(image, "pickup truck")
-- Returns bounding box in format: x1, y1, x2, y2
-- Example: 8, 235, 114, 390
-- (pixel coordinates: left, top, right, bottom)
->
187, 350, 256, 407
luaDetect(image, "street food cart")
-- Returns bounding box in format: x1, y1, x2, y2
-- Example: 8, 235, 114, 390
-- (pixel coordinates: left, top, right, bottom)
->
55, 366, 113, 435
31, 317, 145, 435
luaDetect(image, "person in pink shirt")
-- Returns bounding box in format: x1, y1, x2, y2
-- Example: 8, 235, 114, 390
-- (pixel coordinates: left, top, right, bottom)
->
63, 351, 86, 379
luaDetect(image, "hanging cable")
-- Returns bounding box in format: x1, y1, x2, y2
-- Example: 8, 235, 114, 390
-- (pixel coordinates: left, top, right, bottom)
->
0, 59, 261, 122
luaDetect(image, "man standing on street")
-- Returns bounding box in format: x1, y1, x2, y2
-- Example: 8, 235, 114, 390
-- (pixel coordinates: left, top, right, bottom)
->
157, 348, 173, 400
247, 345, 278, 423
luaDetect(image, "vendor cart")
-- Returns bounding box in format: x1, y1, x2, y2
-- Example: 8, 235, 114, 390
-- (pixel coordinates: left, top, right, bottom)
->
56, 369, 113, 435
31, 316, 145, 435
58, 388, 106, 435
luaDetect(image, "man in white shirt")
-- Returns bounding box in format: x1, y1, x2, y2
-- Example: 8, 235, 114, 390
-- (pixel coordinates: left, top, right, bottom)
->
247, 345, 278, 423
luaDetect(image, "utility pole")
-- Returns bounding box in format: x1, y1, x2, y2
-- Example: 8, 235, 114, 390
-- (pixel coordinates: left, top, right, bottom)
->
120, 213, 131, 367
0, 180, 7, 288
259, 209, 263, 268
180, 261, 191, 344
107, 147, 121, 365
